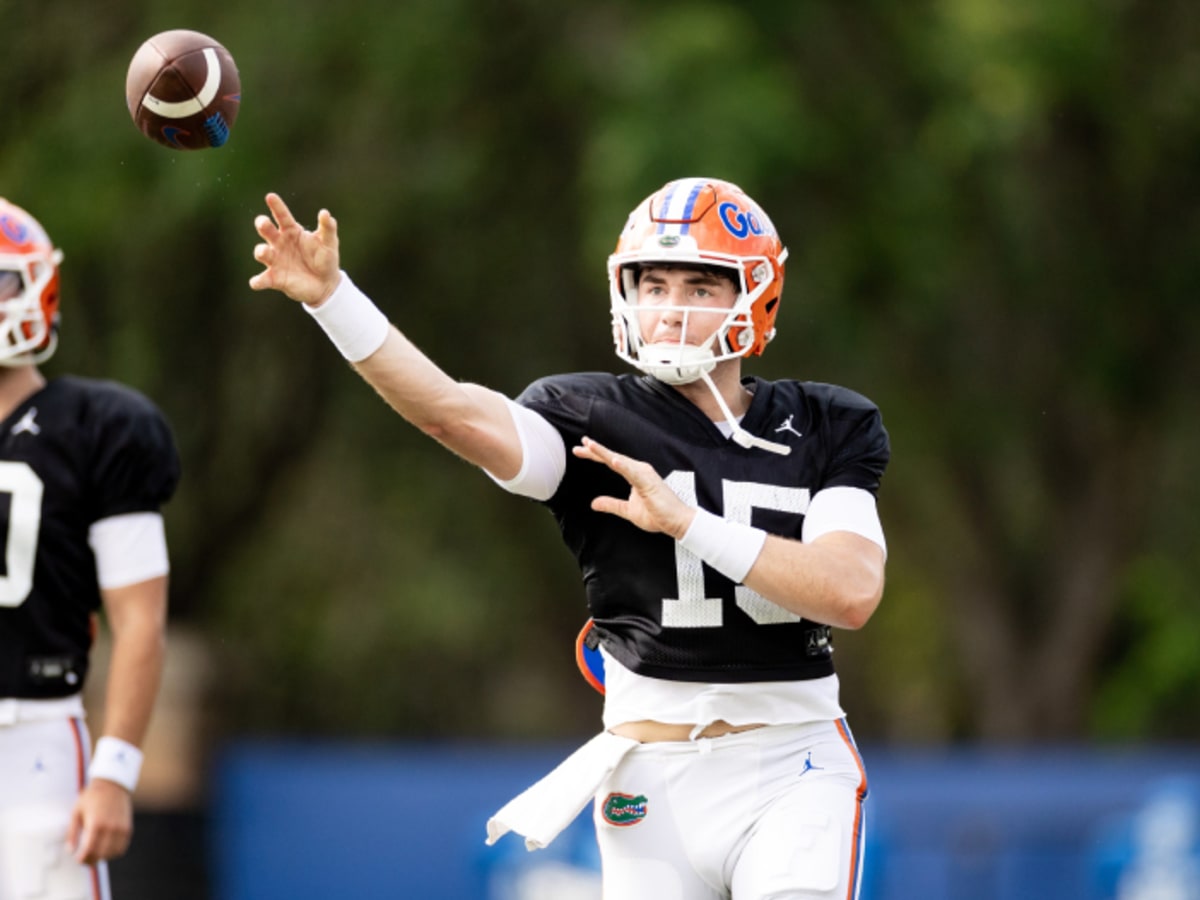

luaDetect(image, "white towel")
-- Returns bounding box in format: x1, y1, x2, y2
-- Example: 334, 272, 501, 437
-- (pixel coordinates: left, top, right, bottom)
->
486, 731, 640, 851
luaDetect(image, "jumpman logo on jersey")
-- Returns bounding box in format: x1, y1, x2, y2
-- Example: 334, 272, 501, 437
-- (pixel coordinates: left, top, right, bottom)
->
798, 752, 824, 777
774, 415, 803, 438
10, 407, 40, 437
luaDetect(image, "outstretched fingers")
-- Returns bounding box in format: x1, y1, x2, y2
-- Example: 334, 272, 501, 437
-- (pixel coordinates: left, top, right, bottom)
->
574, 436, 694, 538
248, 250, 273, 291
573, 436, 624, 472
315, 208, 340, 257
576, 437, 661, 493
591, 494, 636, 519
249, 193, 335, 298
249, 196, 292, 292
254, 213, 280, 243
573, 438, 629, 515
264, 192, 298, 231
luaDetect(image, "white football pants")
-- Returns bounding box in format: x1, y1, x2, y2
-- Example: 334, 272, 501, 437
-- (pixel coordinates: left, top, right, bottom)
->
593, 719, 867, 900
0, 717, 110, 900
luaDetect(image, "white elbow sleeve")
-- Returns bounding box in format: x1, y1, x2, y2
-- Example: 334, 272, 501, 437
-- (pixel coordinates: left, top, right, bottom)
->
802, 487, 887, 556
88, 512, 169, 590
486, 399, 566, 501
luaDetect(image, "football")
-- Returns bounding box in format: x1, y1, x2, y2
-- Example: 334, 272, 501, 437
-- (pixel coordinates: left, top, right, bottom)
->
126, 29, 241, 151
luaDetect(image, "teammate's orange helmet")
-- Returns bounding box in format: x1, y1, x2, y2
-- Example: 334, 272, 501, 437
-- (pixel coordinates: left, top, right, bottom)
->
0, 198, 63, 365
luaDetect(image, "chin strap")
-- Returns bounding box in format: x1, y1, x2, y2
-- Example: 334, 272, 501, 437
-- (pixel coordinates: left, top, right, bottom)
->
698, 370, 792, 455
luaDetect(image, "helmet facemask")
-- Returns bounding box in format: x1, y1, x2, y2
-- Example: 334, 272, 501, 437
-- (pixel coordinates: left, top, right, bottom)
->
0, 199, 63, 367
0, 251, 62, 366
610, 253, 781, 386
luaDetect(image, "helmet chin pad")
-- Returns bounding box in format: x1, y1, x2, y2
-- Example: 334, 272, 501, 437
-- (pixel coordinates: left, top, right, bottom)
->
634, 343, 716, 385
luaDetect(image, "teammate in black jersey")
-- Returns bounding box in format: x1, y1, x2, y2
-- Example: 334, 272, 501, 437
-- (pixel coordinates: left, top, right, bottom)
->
251, 177, 889, 900
0, 199, 180, 900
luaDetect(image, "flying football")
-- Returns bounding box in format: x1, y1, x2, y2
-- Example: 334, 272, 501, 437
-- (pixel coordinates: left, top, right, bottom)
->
126, 29, 241, 150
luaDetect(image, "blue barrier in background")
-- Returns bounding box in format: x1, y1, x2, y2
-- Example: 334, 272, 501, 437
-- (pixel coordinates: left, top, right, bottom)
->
212, 741, 1200, 900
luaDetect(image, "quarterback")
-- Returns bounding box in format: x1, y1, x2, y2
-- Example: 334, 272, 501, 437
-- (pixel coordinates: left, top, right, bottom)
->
251, 177, 889, 900
0, 199, 180, 900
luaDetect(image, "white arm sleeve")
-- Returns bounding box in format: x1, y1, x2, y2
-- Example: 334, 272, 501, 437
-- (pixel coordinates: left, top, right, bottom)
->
801, 486, 887, 557
88, 512, 170, 590
485, 398, 567, 502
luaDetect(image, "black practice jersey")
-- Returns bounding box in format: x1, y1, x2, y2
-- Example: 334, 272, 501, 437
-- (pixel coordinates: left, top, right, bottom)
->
0, 376, 180, 698
517, 373, 889, 683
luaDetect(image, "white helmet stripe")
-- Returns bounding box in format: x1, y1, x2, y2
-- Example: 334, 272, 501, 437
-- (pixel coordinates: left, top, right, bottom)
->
655, 178, 708, 236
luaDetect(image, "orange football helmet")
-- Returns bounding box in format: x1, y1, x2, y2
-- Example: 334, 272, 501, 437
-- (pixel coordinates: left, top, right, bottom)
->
608, 177, 788, 385
0, 198, 63, 365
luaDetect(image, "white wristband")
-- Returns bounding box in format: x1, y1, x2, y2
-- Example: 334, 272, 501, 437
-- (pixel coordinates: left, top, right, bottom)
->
88, 736, 144, 792
304, 271, 390, 362
678, 508, 768, 583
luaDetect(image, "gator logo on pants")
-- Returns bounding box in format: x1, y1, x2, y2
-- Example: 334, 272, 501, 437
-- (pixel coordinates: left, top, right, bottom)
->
602, 792, 648, 826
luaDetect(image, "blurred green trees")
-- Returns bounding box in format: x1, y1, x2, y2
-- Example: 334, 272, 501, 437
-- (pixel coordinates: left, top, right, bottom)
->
3, 0, 1197, 743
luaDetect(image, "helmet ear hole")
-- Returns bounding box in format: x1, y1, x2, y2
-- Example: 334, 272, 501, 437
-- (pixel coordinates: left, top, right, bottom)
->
723, 326, 755, 354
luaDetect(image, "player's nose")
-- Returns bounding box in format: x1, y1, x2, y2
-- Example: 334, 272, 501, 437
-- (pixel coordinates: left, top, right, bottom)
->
656, 302, 685, 328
